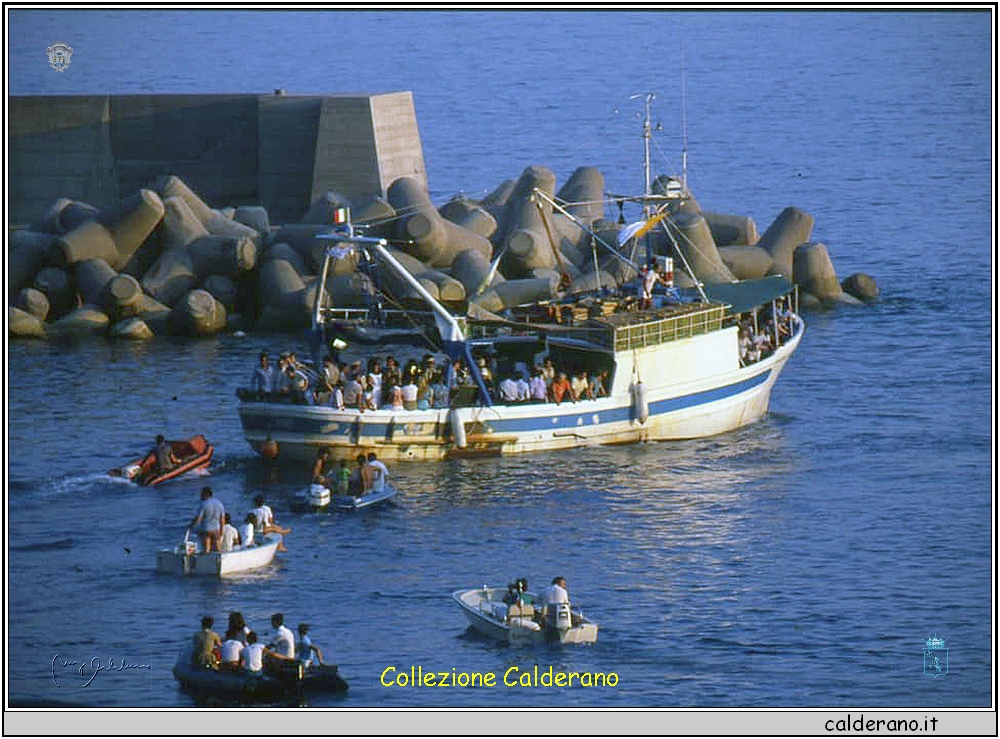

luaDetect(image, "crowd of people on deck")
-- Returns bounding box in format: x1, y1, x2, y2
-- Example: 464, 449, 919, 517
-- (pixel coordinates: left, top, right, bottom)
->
190, 611, 326, 674
737, 299, 795, 367
189, 486, 291, 554
248, 349, 612, 410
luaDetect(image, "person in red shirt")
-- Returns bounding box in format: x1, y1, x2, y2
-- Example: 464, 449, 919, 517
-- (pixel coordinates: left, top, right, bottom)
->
550, 371, 577, 404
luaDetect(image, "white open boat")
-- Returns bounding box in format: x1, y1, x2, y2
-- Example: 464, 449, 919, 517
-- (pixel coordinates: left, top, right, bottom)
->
295, 483, 399, 511
155, 531, 282, 576
453, 586, 598, 646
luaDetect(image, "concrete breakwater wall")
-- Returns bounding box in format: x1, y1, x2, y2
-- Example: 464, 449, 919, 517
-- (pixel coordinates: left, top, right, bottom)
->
9, 93, 877, 340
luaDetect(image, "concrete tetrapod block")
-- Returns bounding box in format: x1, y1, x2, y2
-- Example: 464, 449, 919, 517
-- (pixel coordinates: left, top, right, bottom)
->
33, 267, 77, 319
841, 272, 879, 302
262, 242, 312, 276
110, 317, 155, 340
102, 189, 166, 269
499, 165, 559, 277
257, 257, 308, 310
58, 201, 102, 234
301, 191, 351, 225
130, 293, 172, 324
32, 198, 74, 233
103, 273, 145, 318
201, 274, 239, 309
16, 288, 50, 321
759, 207, 814, 278
703, 211, 760, 247
9, 230, 57, 295
9, 306, 47, 338
380, 247, 441, 303
53, 219, 119, 267
450, 248, 504, 296
48, 305, 110, 336
172, 289, 228, 336
186, 235, 258, 277
74, 258, 118, 306
439, 196, 498, 240
555, 166, 606, 226
717, 245, 774, 280
155, 176, 216, 223
141, 247, 199, 307
568, 269, 617, 295
351, 195, 397, 240
268, 225, 346, 274
491, 277, 558, 309
482, 179, 517, 245
666, 212, 737, 285
792, 242, 845, 304
234, 205, 271, 234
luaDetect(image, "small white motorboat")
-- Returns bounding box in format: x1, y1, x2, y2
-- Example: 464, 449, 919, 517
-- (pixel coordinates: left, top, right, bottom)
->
156, 531, 282, 576
452, 585, 598, 646
332, 483, 398, 511
291, 483, 398, 511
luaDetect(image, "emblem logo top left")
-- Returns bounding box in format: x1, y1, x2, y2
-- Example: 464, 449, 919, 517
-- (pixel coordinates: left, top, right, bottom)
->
46, 42, 73, 72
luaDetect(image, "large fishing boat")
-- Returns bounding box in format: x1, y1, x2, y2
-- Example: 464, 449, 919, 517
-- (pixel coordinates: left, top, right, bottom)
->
237, 96, 804, 462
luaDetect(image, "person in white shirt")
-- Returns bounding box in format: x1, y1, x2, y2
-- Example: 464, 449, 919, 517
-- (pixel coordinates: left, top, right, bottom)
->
219, 513, 240, 552
296, 623, 325, 668
219, 636, 243, 672
498, 376, 518, 403
537, 576, 570, 610
251, 494, 290, 551
266, 613, 296, 663
366, 452, 389, 493
515, 375, 531, 403
239, 513, 256, 547
241, 631, 265, 673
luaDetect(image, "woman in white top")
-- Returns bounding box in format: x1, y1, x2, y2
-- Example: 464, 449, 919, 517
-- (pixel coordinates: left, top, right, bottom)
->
367, 359, 383, 410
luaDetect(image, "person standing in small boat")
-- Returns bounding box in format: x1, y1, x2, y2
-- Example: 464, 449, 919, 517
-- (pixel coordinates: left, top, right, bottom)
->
190, 486, 225, 553
335, 459, 351, 495
191, 616, 221, 670
366, 452, 388, 493
311, 449, 332, 486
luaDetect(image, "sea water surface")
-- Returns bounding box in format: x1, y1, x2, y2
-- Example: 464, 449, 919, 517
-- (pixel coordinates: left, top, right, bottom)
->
5, 8, 993, 715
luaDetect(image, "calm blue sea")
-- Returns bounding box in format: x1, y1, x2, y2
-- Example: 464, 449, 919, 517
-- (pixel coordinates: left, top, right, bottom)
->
4, 7, 993, 725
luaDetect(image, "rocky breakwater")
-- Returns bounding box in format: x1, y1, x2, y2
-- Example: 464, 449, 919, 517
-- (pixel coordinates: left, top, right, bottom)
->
9, 168, 877, 341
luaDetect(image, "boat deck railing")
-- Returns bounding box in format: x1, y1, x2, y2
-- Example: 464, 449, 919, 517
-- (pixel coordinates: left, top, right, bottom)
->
558, 303, 727, 352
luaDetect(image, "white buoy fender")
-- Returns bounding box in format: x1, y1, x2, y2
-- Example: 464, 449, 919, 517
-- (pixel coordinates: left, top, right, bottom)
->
449, 408, 467, 448
632, 381, 649, 424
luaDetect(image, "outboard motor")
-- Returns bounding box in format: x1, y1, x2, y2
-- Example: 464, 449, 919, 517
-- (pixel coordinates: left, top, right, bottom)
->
552, 602, 572, 632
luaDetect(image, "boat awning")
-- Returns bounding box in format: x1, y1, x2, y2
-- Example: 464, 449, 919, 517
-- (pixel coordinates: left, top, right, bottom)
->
702, 276, 794, 314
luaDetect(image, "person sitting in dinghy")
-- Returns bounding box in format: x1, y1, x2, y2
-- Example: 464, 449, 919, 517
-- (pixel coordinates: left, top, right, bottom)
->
251, 494, 290, 552
152, 434, 180, 476
296, 623, 325, 668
